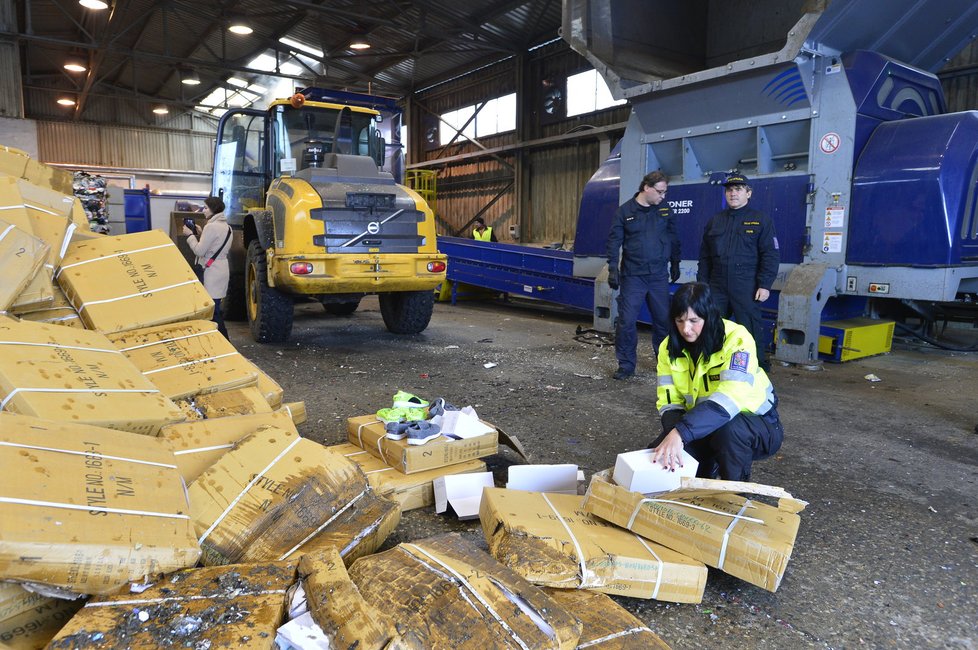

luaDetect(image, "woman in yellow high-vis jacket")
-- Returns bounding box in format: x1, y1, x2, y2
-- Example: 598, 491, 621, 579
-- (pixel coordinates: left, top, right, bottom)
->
650, 282, 783, 481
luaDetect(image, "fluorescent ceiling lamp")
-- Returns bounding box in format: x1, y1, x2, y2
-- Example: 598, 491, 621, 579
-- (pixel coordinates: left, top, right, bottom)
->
64, 61, 87, 73
228, 17, 253, 35
153, 106, 169, 115
180, 69, 201, 86
78, 0, 108, 9
57, 98, 76, 106
349, 39, 371, 50
280, 36, 323, 58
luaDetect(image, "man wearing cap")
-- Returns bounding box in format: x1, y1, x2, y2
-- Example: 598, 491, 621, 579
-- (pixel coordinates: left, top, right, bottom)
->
697, 173, 780, 371
606, 170, 681, 380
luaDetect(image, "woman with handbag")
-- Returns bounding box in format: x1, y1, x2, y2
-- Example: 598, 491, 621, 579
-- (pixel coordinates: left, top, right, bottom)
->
183, 196, 232, 339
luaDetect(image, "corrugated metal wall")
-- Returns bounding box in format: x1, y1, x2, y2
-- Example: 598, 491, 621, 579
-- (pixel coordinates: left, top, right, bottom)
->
941, 41, 978, 112
413, 42, 629, 245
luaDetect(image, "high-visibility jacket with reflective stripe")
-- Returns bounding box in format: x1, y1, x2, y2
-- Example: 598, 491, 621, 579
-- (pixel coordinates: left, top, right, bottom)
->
473, 227, 493, 241
656, 319, 775, 443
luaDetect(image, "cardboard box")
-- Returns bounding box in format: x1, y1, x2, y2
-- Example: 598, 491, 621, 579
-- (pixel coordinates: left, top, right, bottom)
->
434, 472, 495, 520
107, 321, 259, 400
0, 582, 83, 650
177, 385, 274, 420
21, 159, 74, 196
347, 414, 498, 474
480, 488, 707, 603
57, 229, 214, 334
613, 448, 698, 494
0, 218, 48, 311
161, 410, 300, 482
0, 177, 56, 312
583, 471, 805, 592
281, 401, 306, 425
49, 561, 297, 649
0, 413, 202, 595
507, 463, 579, 494
542, 588, 671, 650
189, 427, 398, 566
0, 144, 30, 178
16, 306, 85, 329
331, 442, 487, 512
0, 319, 186, 435
348, 533, 583, 649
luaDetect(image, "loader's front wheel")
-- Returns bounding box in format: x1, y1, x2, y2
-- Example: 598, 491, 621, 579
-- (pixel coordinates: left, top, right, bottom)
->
379, 290, 435, 334
246, 240, 293, 343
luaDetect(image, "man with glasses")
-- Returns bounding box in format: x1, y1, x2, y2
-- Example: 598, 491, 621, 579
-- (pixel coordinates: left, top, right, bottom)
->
697, 173, 780, 371
606, 171, 681, 380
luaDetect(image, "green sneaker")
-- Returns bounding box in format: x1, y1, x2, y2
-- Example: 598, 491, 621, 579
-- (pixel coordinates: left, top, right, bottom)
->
392, 390, 430, 409
376, 406, 426, 424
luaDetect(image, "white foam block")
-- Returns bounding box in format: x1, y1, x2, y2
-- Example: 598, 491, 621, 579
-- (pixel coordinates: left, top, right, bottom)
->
612, 448, 698, 494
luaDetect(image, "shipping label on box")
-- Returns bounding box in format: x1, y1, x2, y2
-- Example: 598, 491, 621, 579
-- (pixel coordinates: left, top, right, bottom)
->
330, 442, 487, 512
57, 229, 214, 334
108, 320, 259, 400
347, 414, 498, 474
49, 561, 297, 649
161, 410, 299, 483
0, 318, 186, 435
0, 413, 201, 595
348, 533, 583, 649
583, 471, 804, 592
481, 488, 706, 603
189, 427, 394, 566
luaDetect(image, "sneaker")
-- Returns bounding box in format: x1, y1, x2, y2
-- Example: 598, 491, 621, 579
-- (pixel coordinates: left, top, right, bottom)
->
392, 390, 430, 409
404, 421, 443, 446
427, 397, 459, 418
375, 407, 426, 424
612, 368, 634, 381
385, 421, 412, 440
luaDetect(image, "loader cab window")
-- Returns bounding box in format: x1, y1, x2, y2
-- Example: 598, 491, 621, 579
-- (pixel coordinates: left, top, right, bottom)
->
212, 109, 267, 217
272, 105, 383, 174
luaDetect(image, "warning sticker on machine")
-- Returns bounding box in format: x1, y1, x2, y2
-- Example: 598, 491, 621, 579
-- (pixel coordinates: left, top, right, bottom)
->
824, 206, 844, 228
822, 232, 843, 253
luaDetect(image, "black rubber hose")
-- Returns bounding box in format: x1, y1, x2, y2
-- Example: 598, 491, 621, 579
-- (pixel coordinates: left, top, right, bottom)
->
894, 321, 978, 352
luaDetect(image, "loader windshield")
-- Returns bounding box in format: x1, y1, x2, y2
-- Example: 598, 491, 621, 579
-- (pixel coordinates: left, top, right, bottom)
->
272, 104, 382, 174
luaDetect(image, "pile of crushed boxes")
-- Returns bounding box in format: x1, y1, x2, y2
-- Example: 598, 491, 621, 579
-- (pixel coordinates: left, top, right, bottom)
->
0, 146, 805, 649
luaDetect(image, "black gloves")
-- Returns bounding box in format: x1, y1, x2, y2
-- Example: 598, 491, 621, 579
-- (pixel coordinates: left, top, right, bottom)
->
607, 268, 619, 291
670, 260, 681, 283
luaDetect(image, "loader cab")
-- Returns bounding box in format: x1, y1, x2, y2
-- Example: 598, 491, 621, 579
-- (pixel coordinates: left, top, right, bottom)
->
212, 100, 386, 219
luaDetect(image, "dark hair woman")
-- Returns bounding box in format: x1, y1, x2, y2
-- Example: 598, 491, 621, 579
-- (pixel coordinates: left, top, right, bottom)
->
650, 282, 783, 481
182, 196, 232, 339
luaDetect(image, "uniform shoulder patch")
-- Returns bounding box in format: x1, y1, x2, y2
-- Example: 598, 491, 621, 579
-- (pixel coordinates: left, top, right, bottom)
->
730, 351, 750, 372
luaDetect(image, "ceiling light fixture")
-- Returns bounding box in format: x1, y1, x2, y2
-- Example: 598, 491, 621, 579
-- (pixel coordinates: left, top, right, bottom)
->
64, 61, 87, 73
227, 16, 253, 35
153, 106, 169, 115
349, 38, 371, 50
180, 68, 201, 86
57, 98, 76, 106
78, 0, 109, 9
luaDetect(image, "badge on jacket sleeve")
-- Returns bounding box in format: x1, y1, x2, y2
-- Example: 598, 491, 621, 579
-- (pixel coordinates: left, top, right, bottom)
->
730, 351, 750, 372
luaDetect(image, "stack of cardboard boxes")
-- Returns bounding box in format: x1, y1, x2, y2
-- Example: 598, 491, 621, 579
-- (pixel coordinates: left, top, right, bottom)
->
0, 148, 803, 649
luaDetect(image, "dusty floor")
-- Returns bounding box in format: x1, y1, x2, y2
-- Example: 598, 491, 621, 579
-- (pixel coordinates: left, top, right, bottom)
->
230, 296, 978, 650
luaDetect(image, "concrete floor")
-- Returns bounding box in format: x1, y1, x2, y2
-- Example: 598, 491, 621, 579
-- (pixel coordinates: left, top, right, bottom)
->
230, 296, 978, 650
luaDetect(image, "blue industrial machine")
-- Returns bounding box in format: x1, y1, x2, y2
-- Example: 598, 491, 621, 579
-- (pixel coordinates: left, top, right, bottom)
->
442, 0, 978, 364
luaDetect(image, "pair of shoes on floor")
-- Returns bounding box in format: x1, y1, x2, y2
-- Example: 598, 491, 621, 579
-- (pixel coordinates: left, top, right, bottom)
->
376, 406, 427, 424
612, 368, 634, 381
384, 420, 443, 445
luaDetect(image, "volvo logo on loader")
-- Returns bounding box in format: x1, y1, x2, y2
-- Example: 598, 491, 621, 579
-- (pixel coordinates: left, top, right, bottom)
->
367, 222, 381, 235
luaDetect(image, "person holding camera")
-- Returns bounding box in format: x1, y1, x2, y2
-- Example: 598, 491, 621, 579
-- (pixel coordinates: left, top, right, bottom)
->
605, 171, 681, 380
183, 196, 232, 339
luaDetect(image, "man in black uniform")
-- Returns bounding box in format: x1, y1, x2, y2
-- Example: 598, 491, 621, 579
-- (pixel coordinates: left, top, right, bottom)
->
606, 170, 681, 380
697, 173, 780, 370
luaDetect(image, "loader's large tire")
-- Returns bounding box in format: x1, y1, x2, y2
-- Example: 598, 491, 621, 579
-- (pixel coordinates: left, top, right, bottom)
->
246, 240, 293, 343
322, 298, 360, 316
221, 270, 247, 321
379, 290, 435, 334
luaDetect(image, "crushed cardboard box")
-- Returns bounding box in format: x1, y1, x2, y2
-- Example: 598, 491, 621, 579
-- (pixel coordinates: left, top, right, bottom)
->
347, 414, 498, 474
57, 229, 213, 334
48, 560, 298, 649
175, 385, 274, 420
0, 413, 201, 595
0, 145, 30, 178
480, 488, 706, 603
542, 588, 671, 649
0, 218, 49, 311
281, 401, 306, 425
189, 427, 398, 566
330, 442, 487, 512
0, 582, 83, 650
160, 410, 300, 483
107, 320, 259, 400
0, 318, 186, 435
583, 471, 805, 592
348, 533, 583, 649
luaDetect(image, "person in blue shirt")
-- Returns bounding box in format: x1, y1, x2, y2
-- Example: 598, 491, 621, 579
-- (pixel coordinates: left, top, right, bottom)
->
606, 171, 681, 380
